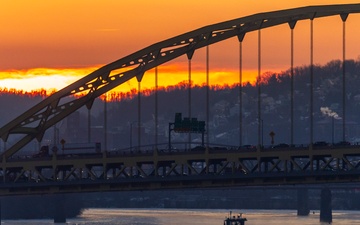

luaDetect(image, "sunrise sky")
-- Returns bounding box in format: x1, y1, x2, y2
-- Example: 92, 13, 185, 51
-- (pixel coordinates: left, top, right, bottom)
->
1, 0, 360, 94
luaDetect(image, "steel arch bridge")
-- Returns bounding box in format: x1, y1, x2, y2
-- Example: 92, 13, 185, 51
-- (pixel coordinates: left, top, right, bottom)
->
0, 4, 360, 196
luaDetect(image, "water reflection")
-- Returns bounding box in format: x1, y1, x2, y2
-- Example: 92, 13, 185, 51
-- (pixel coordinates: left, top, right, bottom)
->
2, 209, 360, 224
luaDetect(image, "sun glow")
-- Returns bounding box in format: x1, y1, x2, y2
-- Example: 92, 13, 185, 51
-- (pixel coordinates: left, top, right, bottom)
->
0, 64, 259, 97
0, 67, 98, 93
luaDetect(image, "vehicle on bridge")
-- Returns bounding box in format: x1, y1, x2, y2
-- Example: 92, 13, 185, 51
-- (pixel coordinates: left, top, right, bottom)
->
239, 145, 256, 150
33, 142, 101, 158
334, 141, 351, 146
313, 141, 329, 147
272, 143, 290, 149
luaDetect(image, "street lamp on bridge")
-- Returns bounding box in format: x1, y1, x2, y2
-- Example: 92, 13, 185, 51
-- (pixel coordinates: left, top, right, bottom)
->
129, 121, 139, 152
320, 107, 342, 144
129, 121, 145, 152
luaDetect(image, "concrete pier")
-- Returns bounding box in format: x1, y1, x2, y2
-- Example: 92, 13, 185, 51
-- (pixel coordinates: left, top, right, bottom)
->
53, 195, 66, 223
320, 188, 332, 223
297, 188, 310, 216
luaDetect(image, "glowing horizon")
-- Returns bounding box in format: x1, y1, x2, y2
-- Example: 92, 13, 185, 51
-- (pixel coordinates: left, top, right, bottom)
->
0, 64, 262, 95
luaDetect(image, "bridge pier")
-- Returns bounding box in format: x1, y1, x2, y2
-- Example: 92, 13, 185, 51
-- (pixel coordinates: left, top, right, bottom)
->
320, 188, 332, 223
53, 194, 66, 223
297, 188, 310, 216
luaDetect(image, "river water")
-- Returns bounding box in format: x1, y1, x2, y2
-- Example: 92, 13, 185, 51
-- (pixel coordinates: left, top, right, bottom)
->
1, 208, 360, 224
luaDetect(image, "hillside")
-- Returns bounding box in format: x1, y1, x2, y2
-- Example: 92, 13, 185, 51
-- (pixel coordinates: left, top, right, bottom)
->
1, 59, 360, 150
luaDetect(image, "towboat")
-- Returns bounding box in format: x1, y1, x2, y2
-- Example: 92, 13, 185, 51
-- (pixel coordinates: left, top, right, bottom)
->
223, 211, 247, 225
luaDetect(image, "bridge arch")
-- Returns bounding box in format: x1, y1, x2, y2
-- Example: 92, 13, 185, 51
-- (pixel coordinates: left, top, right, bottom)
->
1, 4, 360, 159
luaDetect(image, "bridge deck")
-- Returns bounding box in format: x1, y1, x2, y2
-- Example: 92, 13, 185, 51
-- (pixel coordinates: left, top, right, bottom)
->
1, 145, 360, 195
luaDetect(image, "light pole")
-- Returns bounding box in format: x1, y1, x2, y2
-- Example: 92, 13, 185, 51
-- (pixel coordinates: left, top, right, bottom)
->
129, 121, 138, 151
261, 119, 264, 148
130, 123, 132, 151
332, 117, 334, 145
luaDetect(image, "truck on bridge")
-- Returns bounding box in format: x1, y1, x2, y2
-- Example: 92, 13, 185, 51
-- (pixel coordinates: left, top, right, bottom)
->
33, 142, 101, 158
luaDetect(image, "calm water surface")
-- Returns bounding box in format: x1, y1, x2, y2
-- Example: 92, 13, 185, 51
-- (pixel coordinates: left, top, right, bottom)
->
2, 209, 360, 224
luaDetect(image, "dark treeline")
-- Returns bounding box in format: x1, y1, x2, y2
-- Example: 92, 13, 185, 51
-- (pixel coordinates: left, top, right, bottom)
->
99, 58, 360, 147
0, 89, 48, 128
2, 59, 360, 148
